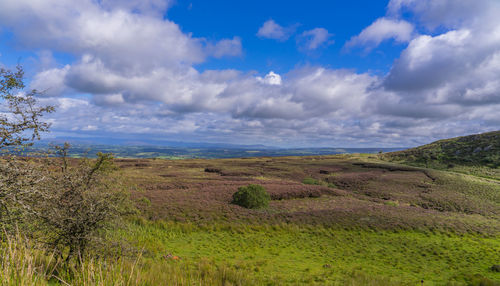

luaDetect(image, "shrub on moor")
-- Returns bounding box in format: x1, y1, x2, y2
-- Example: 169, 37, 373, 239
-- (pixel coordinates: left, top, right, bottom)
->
232, 184, 270, 209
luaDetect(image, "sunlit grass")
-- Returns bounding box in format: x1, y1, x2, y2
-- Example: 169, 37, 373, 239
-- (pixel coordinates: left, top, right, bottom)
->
116, 221, 500, 285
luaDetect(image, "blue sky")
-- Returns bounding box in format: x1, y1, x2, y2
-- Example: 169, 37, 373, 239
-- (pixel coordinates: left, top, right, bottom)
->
168, 0, 398, 74
0, 0, 499, 147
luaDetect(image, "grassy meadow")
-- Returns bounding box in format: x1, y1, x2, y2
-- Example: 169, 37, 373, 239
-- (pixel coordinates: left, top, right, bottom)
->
2, 154, 500, 285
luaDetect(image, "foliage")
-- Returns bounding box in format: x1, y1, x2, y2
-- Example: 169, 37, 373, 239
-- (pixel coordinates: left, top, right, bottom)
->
0, 157, 43, 228
232, 184, 270, 209
0, 66, 54, 149
2, 152, 500, 285
0, 66, 54, 227
302, 177, 320, 185
383, 130, 500, 170
31, 144, 130, 262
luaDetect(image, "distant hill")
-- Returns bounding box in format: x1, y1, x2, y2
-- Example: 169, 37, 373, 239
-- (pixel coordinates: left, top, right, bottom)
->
384, 131, 500, 168
24, 142, 403, 159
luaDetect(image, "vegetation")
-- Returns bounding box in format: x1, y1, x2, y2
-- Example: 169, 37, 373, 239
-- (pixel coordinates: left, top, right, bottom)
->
0, 66, 54, 225
232, 184, 270, 209
36, 145, 129, 262
18, 142, 401, 159
383, 131, 500, 170
1, 67, 499, 285
0, 67, 130, 283
302, 177, 320, 185
120, 221, 500, 285
0, 66, 54, 149
1, 153, 500, 285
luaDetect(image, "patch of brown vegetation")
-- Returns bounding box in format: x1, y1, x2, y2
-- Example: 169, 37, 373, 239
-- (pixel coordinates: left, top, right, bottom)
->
115, 155, 500, 234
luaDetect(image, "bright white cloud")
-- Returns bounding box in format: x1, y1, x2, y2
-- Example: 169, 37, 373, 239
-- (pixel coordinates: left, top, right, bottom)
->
384, 0, 500, 107
1, 0, 500, 147
256, 71, 282, 86
0, 0, 241, 73
345, 18, 414, 50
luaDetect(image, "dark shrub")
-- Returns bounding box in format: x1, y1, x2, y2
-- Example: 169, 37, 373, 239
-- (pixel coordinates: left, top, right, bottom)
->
204, 168, 221, 173
232, 184, 270, 209
491, 265, 500, 272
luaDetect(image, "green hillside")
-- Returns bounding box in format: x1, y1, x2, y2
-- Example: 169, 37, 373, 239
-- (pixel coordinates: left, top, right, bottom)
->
384, 131, 500, 168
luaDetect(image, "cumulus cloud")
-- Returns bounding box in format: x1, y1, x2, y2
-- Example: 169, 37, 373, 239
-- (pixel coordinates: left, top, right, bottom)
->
257, 19, 295, 41
30, 65, 71, 96
256, 71, 282, 86
1, 0, 500, 147
384, 0, 500, 108
345, 18, 415, 50
0, 0, 241, 73
387, 0, 494, 30
297, 28, 333, 51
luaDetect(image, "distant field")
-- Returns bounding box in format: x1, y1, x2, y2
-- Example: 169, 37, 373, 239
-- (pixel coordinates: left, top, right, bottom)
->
19, 143, 403, 159
111, 154, 500, 285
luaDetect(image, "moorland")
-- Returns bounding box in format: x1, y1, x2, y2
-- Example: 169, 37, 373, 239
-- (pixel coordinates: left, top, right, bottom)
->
1, 130, 499, 285
6, 150, 499, 285
108, 152, 500, 285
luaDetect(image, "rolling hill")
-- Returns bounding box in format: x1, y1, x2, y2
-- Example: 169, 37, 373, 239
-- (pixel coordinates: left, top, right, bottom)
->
384, 131, 500, 169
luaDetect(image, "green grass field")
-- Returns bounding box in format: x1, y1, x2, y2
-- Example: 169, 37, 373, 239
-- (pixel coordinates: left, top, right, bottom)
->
116, 220, 500, 285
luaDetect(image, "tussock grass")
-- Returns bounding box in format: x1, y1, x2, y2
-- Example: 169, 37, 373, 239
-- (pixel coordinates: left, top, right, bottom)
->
0, 231, 261, 285
0, 231, 140, 286
3, 221, 500, 285
116, 221, 500, 285
0, 231, 52, 286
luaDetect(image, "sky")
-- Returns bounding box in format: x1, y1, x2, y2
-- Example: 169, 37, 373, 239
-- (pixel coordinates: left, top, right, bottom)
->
0, 0, 499, 147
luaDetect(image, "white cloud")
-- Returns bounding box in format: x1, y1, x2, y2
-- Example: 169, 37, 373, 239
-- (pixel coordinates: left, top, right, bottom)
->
257, 20, 295, 41
387, 0, 494, 30
99, 0, 172, 17
30, 65, 70, 96
297, 28, 333, 51
256, 71, 282, 86
384, 1, 500, 108
2, 0, 500, 147
0, 0, 241, 73
345, 18, 414, 50
206, 37, 243, 58
82, 125, 98, 131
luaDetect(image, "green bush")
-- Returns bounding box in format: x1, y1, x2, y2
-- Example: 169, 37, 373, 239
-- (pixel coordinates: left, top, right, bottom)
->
232, 184, 270, 209
302, 177, 319, 185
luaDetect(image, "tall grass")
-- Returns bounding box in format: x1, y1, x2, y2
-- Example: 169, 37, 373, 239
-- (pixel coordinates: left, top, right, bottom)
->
0, 231, 261, 286
0, 230, 144, 286
4, 227, 498, 285
0, 231, 52, 286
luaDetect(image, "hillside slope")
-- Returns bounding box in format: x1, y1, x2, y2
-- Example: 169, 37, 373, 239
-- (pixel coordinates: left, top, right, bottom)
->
384, 131, 500, 168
